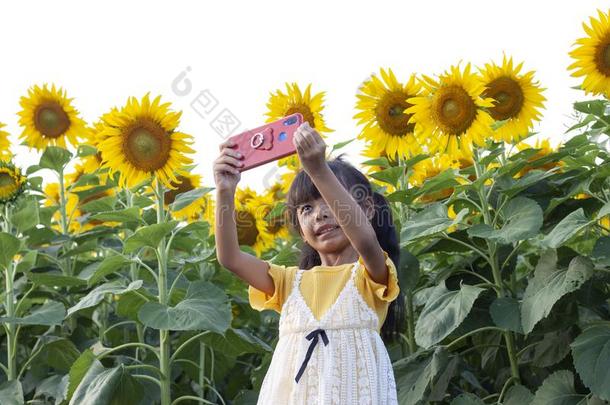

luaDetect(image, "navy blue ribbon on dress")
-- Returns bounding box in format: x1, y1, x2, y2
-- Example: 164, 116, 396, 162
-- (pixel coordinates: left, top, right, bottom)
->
295, 328, 329, 383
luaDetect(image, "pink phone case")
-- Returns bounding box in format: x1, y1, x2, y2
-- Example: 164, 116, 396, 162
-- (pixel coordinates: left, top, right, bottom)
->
227, 113, 303, 171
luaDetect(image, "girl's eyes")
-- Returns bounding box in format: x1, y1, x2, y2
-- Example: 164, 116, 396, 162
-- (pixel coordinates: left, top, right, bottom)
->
300, 205, 311, 213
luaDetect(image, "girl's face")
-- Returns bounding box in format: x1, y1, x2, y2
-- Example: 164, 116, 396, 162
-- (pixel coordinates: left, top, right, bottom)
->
296, 197, 351, 254
296, 196, 375, 254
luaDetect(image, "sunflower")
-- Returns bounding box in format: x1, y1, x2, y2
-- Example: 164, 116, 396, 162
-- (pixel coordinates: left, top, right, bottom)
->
410, 153, 461, 202
18, 84, 87, 151
266, 83, 332, 134
277, 155, 301, 194
407, 63, 495, 158
160, 172, 210, 221
266, 181, 286, 201
0, 123, 12, 161
266, 83, 333, 174
96, 94, 194, 189
234, 187, 275, 256
480, 56, 546, 144
354, 68, 422, 161
568, 9, 610, 97
0, 162, 26, 204
514, 138, 563, 177
261, 187, 290, 241
186, 193, 215, 227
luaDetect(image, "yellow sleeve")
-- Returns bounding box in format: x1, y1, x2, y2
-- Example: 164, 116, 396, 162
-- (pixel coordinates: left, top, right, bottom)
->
357, 250, 400, 302
248, 261, 294, 313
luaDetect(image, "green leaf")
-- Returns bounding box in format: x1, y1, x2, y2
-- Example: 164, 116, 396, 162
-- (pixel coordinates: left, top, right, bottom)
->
592, 236, 610, 266
571, 325, 610, 401
415, 282, 484, 348
39, 146, 72, 172
398, 247, 420, 293
542, 209, 591, 248
77, 144, 98, 157
467, 197, 542, 244
90, 207, 142, 224
416, 168, 459, 198
521, 251, 594, 334
170, 187, 213, 212
123, 221, 178, 253
138, 281, 231, 332
28, 272, 87, 287
531, 370, 586, 405
79, 254, 131, 287
450, 393, 485, 405
34, 337, 80, 372
369, 166, 404, 187
574, 99, 606, 115
490, 297, 522, 333
504, 384, 534, 405
401, 203, 467, 242
362, 157, 390, 168
79, 195, 117, 213
0, 380, 24, 405
11, 198, 40, 233
0, 232, 20, 270
67, 280, 143, 316
264, 202, 286, 221
69, 362, 143, 405
394, 347, 451, 405
65, 349, 96, 403
330, 137, 355, 153
198, 328, 273, 357
0, 301, 65, 326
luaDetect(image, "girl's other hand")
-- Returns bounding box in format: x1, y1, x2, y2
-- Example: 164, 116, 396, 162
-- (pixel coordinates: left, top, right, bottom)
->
293, 122, 327, 175
213, 139, 244, 192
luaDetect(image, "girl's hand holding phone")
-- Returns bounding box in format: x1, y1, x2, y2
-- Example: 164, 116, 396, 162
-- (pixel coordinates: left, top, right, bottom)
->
213, 138, 245, 192
293, 122, 328, 176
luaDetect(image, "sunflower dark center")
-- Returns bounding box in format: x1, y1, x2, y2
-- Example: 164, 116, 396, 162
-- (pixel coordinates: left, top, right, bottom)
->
0, 172, 15, 188
236, 210, 259, 246
34, 102, 70, 138
431, 86, 477, 135
483, 77, 524, 120
123, 119, 171, 171
285, 105, 316, 129
164, 176, 194, 205
595, 38, 610, 75
375, 91, 415, 136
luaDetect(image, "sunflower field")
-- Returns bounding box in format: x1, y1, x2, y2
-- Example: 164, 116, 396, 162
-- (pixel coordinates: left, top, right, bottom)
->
1, 8, 610, 405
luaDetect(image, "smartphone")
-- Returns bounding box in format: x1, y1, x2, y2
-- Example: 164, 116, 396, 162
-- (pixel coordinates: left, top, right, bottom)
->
226, 113, 303, 171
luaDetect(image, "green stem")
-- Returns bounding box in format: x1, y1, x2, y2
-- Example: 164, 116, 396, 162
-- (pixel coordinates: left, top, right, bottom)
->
397, 156, 417, 355
126, 189, 147, 362
199, 341, 206, 400
156, 179, 171, 405
473, 149, 521, 384
4, 261, 17, 380
57, 170, 72, 277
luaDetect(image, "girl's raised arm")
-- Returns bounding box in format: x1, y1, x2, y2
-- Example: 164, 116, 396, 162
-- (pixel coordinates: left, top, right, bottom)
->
293, 123, 388, 285
213, 139, 275, 295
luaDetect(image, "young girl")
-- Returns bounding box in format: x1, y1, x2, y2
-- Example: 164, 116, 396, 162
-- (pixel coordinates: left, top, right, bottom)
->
213, 122, 402, 404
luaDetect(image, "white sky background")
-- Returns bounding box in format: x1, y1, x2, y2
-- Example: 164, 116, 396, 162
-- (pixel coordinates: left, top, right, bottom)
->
1, 0, 608, 193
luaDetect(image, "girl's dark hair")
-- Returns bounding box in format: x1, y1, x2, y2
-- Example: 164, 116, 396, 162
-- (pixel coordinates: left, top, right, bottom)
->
285, 153, 406, 342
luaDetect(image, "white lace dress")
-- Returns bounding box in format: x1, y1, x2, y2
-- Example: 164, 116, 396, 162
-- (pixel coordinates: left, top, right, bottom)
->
256, 261, 398, 404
